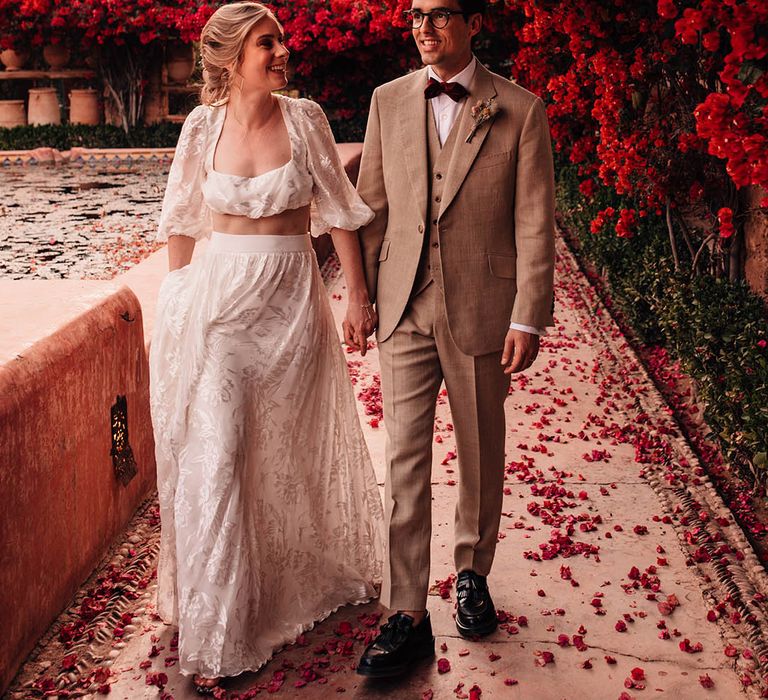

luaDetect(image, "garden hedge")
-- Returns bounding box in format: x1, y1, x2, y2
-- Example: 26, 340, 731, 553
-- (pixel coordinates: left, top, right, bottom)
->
0, 117, 364, 151
557, 161, 768, 485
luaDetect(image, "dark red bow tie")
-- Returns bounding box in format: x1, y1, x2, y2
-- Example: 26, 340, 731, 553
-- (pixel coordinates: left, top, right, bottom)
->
424, 77, 468, 102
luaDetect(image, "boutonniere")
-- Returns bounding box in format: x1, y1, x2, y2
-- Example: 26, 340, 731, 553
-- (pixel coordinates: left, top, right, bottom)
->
466, 97, 500, 143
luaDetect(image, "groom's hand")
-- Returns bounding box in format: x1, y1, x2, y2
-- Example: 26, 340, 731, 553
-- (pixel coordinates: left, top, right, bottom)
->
501, 329, 540, 375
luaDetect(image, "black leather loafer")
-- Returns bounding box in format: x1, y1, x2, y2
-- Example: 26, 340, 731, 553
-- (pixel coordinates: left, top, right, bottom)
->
455, 571, 498, 637
356, 612, 435, 678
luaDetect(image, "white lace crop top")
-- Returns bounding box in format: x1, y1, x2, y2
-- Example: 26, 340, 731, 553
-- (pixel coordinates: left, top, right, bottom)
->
156, 94, 374, 241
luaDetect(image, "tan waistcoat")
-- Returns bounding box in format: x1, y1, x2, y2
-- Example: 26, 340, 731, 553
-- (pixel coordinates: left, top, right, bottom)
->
412, 99, 468, 296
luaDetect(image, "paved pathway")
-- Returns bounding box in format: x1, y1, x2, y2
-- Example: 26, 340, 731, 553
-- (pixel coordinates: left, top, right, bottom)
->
7, 237, 768, 700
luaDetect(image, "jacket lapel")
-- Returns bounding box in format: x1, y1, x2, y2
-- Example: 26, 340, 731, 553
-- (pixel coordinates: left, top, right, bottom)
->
439, 63, 497, 217
398, 68, 429, 226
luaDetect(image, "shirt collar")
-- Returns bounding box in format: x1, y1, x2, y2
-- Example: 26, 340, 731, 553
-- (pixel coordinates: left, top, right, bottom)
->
426, 55, 476, 91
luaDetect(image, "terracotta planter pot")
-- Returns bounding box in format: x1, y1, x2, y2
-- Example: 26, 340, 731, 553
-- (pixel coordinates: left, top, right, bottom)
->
68, 88, 100, 125
28, 87, 61, 126
0, 99, 26, 127
0, 48, 29, 71
43, 43, 71, 70
166, 42, 194, 84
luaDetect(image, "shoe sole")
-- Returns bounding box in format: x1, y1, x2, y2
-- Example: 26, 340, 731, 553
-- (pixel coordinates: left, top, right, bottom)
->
355, 646, 436, 679
455, 617, 498, 638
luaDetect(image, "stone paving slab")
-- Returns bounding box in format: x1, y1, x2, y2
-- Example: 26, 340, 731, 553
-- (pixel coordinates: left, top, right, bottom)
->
6, 237, 768, 699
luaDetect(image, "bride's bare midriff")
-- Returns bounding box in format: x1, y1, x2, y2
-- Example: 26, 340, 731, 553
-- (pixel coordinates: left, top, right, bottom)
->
212, 204, 311, 236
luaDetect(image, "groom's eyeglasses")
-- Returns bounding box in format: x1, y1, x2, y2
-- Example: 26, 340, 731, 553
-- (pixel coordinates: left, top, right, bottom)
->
402, 8, 467, 29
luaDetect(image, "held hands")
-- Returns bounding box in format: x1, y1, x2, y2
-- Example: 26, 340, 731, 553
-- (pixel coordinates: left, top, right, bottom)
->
343, 300, 378, 356
501, 329, 540, 375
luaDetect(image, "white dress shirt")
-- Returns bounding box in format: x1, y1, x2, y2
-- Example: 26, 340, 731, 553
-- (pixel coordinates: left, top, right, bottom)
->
425, 59, 544, 336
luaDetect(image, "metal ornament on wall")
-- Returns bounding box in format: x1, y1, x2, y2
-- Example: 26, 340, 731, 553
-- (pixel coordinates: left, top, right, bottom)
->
111, 394, 138, 486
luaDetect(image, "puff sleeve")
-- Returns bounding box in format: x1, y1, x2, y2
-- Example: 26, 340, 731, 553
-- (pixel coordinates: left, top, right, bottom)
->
156, 105, 212, 242
300, 99, 375, 237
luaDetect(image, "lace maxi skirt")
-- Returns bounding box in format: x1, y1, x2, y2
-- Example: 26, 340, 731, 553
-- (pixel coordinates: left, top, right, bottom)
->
149, 232, 384, 678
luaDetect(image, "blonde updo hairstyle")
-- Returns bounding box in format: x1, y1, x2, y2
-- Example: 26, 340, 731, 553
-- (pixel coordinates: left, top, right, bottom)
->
200, 1, 280, 105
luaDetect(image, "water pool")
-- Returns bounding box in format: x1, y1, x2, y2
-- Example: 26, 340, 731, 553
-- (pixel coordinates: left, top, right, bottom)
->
0, 161, 170, 280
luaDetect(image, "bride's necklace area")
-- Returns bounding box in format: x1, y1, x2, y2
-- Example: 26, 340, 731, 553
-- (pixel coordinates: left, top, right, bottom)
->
229, 92, 279, 148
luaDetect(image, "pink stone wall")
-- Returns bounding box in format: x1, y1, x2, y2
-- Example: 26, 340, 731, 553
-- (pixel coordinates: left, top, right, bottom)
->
744, 186, 768, 301
0, 287, 156, 693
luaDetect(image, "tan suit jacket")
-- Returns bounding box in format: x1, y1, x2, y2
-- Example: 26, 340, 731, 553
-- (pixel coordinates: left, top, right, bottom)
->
357, 62, 555, 356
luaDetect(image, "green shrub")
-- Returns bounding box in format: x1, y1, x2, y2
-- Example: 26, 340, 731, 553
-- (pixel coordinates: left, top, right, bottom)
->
0, 118, 363, 151
328, 116, 367, 144
657, 276, 768, 475
556, 161, 768, 484
0, 123, 183, 150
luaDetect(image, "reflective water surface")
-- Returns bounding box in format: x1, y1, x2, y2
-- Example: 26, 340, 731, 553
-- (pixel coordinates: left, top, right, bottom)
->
0, 161, 170, 280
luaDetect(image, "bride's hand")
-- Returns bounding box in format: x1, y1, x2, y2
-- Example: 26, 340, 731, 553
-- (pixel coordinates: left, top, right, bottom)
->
343, 302, 377, 356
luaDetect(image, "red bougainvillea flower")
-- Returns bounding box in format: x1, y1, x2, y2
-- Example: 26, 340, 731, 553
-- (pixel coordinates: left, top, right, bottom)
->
437, 657, 451, 674
615, 209, 637, 239
657, 0, 678, 20
717, 207, 735, 238
680, 638, 704, 653
579, 179, 597, 198
590, 207, 616, 235
145, 672, 168, 690
657, 593, 680, 616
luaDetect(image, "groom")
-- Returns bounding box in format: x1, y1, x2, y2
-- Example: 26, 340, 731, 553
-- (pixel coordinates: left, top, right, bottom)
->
354, 0, 555, 679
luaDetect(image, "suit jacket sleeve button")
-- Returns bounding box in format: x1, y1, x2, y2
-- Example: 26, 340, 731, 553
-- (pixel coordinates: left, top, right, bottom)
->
432, 241, 439, 249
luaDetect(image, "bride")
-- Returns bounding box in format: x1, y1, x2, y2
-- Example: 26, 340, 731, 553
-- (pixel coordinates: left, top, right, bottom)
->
148, 2, 384, 693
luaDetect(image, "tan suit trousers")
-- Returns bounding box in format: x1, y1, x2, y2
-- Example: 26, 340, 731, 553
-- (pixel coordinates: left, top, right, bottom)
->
378, 279, 511, 611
